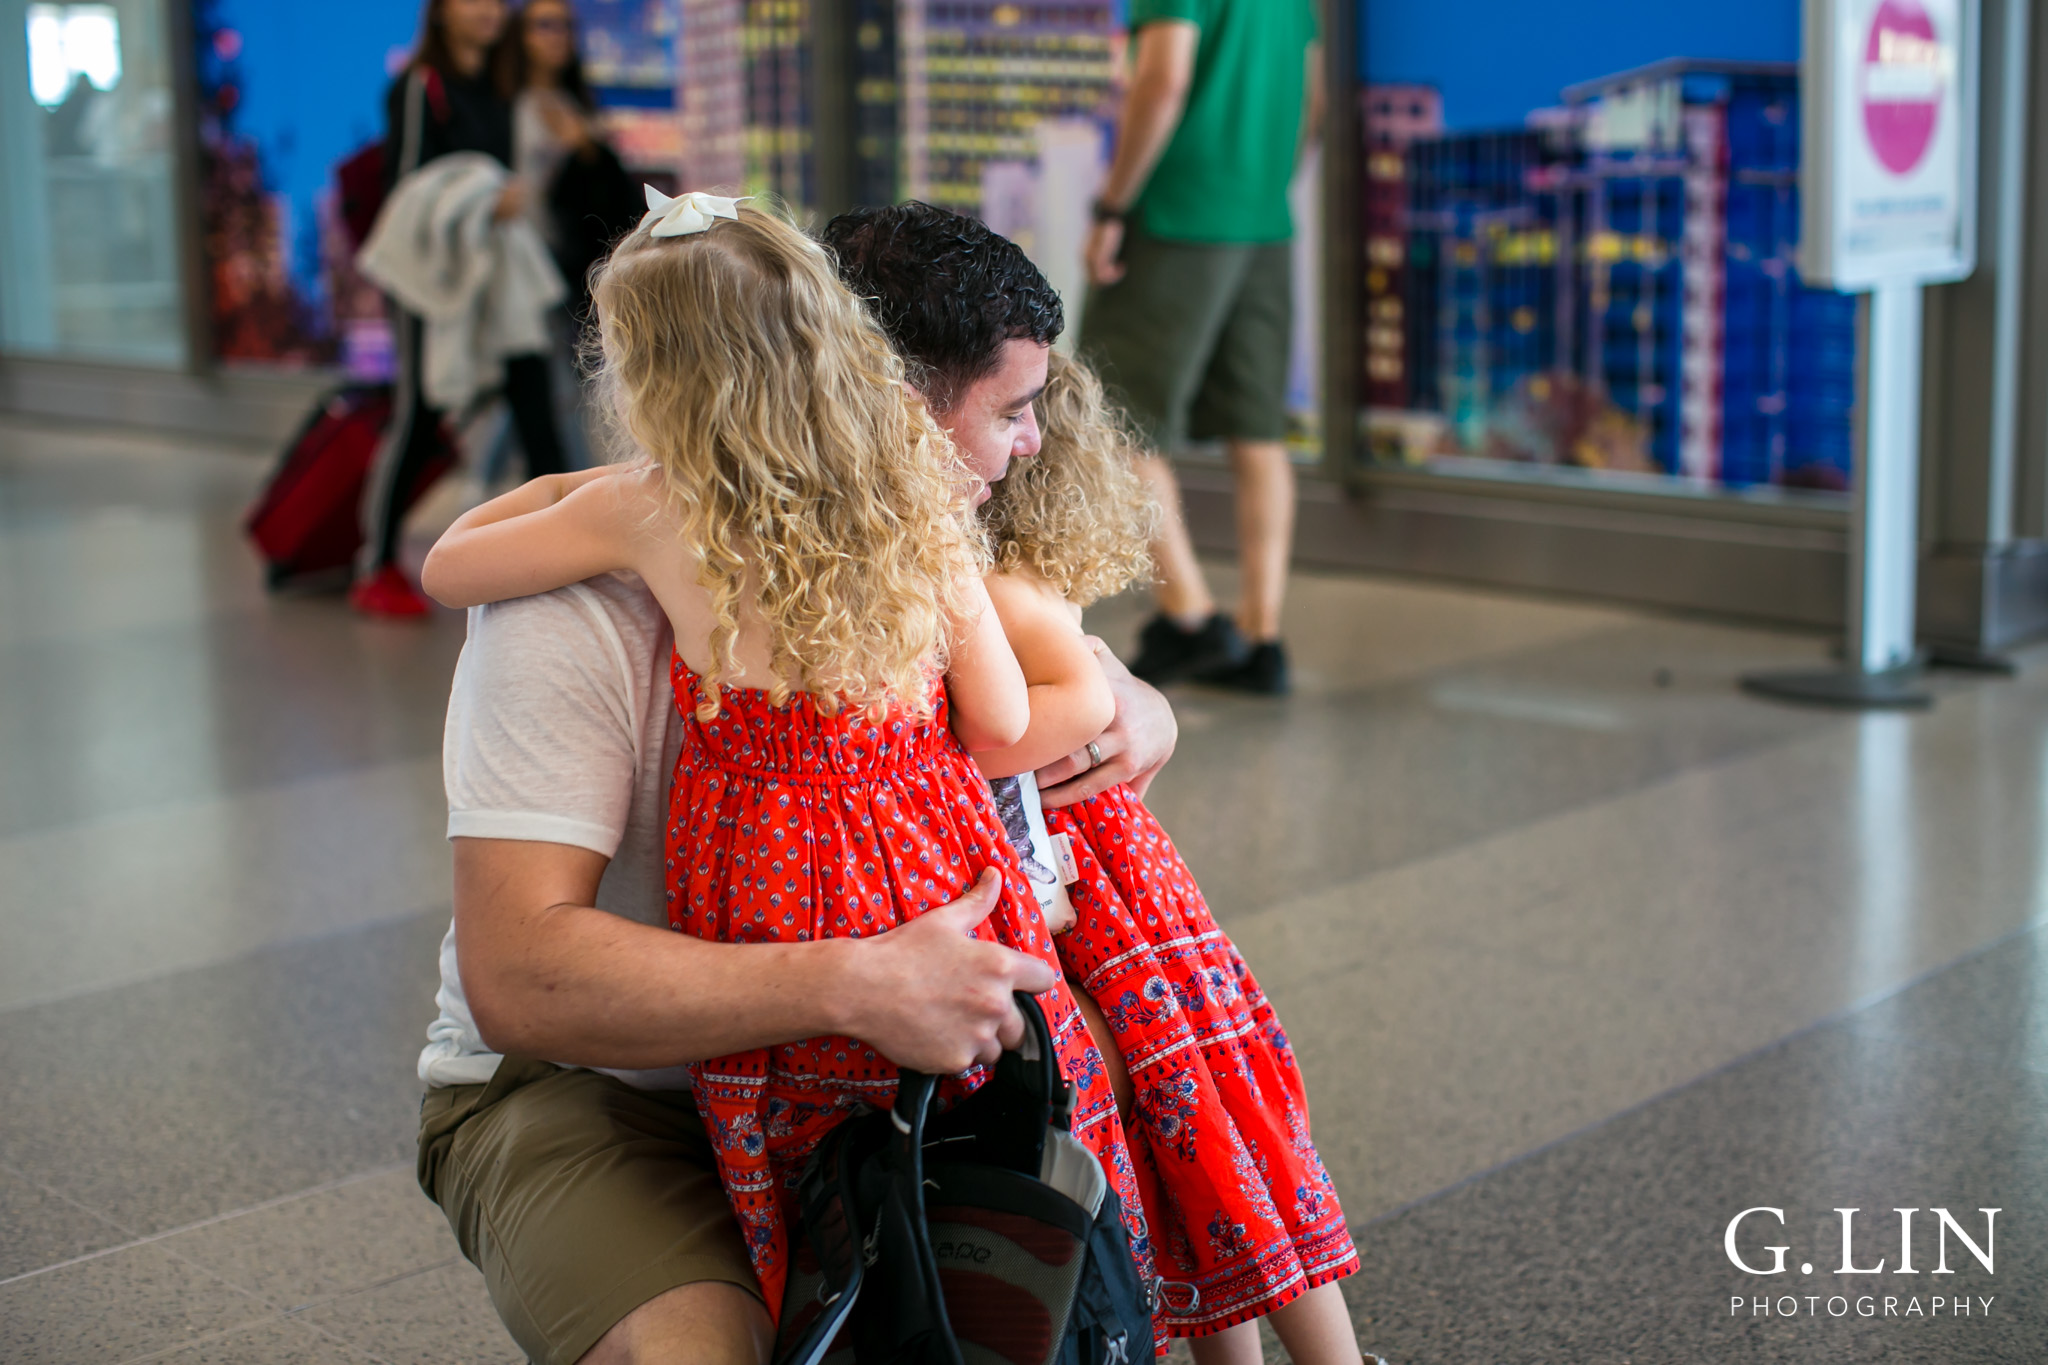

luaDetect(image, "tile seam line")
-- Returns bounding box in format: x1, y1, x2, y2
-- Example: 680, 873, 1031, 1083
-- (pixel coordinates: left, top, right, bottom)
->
0, 1156, 139, 1242
1194, 621, 1654, 720
1222, 682, 1986, 929
1354, 912, 2048, 1232
278, 1258, 470, 1365
0, 899, 454, 1018
0, 592, 354, 668
0, 1162, 414, 1289
275, 1254, 465, 1321
0, 750, 447, 852
107, 1310, 292, 1365
0, 412, 278, 458
0, 656, 1843, 1020
1266, 610, 1639, 701
110, 1258, 468, 1365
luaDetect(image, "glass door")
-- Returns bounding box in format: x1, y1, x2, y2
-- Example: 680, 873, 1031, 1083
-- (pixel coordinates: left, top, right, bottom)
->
0, 0, 187, 366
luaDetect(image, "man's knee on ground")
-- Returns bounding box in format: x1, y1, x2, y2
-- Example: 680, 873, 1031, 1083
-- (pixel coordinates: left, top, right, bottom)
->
579, 1281, 773, 1365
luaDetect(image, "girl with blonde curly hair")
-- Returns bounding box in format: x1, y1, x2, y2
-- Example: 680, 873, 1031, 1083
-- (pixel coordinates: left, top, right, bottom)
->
976, 351, 1361, 1359
419, 194, 1140, 1319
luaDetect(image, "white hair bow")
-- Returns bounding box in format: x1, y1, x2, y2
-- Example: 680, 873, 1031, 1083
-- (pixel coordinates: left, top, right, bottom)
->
640, 186, 746, 238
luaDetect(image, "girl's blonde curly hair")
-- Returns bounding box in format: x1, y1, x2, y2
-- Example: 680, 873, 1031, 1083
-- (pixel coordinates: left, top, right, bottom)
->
588, 201, 983, 720
981, 351, 1157, 607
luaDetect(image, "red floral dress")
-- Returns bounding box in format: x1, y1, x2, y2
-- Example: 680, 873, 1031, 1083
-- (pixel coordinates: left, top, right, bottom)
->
663, 656, 1147, 1322
1046, 784, 1358, 1337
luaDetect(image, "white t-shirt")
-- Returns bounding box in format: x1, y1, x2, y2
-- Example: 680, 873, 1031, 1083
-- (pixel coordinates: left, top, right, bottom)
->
420, 571, 691, 1089
419, 570, 1066, 1090
513, 88, 578, 249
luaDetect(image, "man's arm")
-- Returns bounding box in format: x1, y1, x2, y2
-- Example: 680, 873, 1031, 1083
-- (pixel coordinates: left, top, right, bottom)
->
1085, 20, 1199, 286
455, 845, 1057, 1074
1034, 638, 1178, 807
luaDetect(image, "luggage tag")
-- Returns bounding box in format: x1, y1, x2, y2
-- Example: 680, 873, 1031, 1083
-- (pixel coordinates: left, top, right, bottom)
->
1052, 833, 1080, 885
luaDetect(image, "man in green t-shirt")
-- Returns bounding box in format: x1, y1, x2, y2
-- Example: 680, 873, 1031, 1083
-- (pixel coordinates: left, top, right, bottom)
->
1080, 0, 1323, 696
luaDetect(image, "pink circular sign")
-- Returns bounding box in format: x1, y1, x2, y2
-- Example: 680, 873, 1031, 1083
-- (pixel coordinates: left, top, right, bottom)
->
1861, 0, 1943, 176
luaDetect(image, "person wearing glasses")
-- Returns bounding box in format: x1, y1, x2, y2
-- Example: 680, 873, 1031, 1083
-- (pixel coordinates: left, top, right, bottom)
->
352, 0, 571, 618
486, 0, 640, 475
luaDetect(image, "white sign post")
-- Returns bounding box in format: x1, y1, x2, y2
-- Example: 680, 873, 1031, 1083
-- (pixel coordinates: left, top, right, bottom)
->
1744, 0, 1978, 709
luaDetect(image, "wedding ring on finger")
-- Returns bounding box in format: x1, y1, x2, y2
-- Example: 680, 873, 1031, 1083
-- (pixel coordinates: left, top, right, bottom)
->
1085, 741, 1104, 769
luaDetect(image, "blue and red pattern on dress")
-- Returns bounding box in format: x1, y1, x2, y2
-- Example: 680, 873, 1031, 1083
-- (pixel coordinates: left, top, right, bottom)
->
1046, 782, 1359, 1337
663, 654, 1149, 1322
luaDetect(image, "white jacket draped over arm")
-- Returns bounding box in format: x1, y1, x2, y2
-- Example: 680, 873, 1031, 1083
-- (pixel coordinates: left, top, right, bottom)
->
357, 152, 567, 412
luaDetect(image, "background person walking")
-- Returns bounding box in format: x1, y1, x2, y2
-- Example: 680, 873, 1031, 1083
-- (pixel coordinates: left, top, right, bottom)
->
352, 0, 570, 619
1080, 0, 1323, 695
491, 0, 643, 474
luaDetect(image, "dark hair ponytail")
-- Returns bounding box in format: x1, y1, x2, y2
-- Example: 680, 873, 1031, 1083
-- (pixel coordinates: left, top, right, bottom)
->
409, 0, 459, 76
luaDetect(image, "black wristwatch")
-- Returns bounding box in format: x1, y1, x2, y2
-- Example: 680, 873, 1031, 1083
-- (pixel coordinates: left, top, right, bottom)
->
1091, 198, 1129, 225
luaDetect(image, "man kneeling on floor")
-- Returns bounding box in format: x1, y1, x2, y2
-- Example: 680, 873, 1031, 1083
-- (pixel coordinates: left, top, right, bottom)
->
414, 205, 1178, 1365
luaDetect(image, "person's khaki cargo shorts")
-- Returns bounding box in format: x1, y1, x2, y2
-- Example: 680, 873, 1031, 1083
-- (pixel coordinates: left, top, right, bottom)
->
417, 1058, 760, 1365
1078, 226, 1294, 452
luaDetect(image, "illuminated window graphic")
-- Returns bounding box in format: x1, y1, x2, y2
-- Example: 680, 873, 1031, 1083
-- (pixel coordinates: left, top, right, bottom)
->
26, 3, 121, 109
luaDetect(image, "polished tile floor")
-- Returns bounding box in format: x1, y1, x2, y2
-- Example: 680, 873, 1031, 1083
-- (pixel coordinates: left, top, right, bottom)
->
1, 415, 2040, 1363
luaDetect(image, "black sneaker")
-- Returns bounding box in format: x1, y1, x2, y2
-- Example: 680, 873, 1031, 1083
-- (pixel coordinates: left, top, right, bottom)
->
1130, 612, 1247, 684
1193, 640, 1291, 695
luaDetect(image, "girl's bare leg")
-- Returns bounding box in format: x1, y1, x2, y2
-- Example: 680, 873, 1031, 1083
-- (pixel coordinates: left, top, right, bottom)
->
1068, 989, 1359, 1364
1265, 1283, 1363, 1365
1187, 1322, 1262, 1365
1067, 978, 1134, 1121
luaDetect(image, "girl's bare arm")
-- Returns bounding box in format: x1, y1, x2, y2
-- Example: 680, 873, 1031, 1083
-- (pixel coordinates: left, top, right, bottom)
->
973, 571, 1115, 780
422, 468, 650, 608
945, 575, 1033, 753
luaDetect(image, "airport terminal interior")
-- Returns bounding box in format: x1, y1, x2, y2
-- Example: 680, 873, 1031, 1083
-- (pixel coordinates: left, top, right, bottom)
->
2, 414, 2038, 1362
4, 0, 2046, 1361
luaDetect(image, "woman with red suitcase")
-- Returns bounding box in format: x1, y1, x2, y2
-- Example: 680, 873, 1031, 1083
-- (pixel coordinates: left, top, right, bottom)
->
352, 0, 568, 618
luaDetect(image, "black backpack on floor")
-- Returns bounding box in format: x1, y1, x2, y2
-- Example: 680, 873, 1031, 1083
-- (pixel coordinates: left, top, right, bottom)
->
774, 993, 1155, 1365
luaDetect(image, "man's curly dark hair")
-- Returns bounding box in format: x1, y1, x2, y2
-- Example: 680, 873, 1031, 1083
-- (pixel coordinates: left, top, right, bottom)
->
821, 202, 1064, 411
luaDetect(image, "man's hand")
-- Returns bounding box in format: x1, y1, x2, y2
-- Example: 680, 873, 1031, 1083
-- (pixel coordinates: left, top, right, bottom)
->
1036, 638, 1177, 807
455, 844, 1056, 1074
1086, 218, 1127, 286
1044, 884, 1078, 936
835, 869, 1059, 1071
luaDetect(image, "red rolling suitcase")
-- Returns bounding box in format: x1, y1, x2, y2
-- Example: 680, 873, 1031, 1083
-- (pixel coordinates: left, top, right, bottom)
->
335, 142, 387, 253
244, 384, 452, 588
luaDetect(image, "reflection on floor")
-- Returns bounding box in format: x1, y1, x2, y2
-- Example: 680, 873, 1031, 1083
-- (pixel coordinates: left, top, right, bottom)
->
1, 416, 2039, 1364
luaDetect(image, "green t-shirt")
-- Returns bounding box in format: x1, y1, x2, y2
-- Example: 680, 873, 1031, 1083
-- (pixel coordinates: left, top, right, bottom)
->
1129, 0, 1319, 244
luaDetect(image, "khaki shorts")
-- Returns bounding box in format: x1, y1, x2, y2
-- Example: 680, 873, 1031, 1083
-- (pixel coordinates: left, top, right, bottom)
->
1079, 227, 1294, 452
417, 1058, 760, 1365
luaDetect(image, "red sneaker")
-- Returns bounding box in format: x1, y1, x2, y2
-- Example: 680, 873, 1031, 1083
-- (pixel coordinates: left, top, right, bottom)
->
348, 565, 432, 618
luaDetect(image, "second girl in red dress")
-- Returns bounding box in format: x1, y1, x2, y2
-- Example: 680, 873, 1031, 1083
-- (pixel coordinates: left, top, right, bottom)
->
978, 353, 1360, 1360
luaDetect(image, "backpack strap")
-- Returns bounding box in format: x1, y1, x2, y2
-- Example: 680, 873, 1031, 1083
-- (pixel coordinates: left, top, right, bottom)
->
397, 68, 428, 180
870, 1075, 964, 1364
422, 67, 450, 123
397, 66, 451, 182
1018, 991, 1075, 1130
